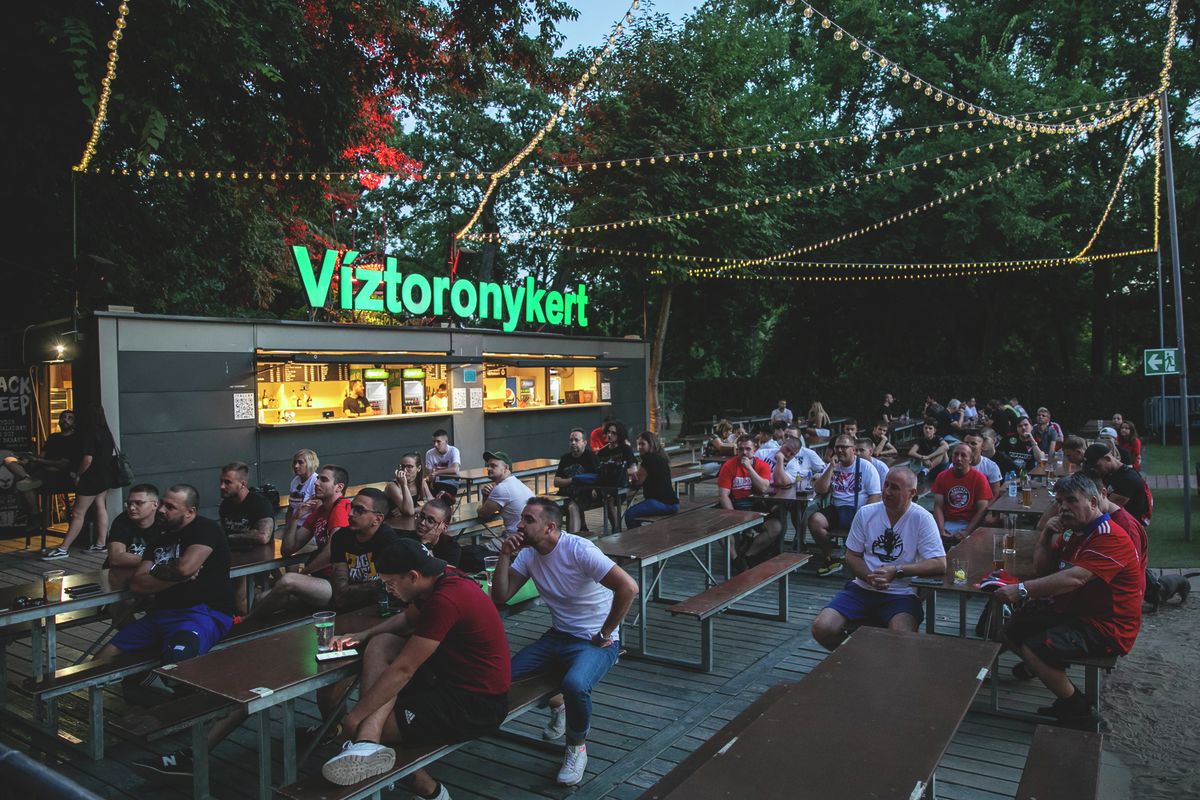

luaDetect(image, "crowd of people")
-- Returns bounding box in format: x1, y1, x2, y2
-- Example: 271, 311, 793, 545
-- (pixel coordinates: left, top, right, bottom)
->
4, 394, 1158, 787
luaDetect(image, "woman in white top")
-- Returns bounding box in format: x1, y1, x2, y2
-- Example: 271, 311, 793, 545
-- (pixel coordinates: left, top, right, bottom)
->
286, 448, 319, 525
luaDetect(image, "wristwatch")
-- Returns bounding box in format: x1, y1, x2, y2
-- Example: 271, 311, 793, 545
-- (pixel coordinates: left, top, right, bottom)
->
894, 565, 905, 579
1017, 582, 1029, 600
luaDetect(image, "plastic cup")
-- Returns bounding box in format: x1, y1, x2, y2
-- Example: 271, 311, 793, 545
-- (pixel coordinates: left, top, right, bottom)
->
483, 556, 499, 589
43, 570, 65, 603
951, 558, 969, 586
313, 611, 336, 652
992, 532, 1005, 569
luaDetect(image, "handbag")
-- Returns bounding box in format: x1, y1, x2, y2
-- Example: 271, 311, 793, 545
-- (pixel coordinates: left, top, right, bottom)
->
112, 447, 134, 487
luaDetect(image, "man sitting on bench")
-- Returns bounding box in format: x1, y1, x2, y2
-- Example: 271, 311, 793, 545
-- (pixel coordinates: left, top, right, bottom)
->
811, 467, 945, 650
808, 434, 882, 577
994, 473, 1142, 728
319, 539, 511, 797
491, 498, 638, 786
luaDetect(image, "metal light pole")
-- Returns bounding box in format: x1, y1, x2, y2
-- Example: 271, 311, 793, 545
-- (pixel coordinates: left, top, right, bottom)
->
1160, 91, 1191, 541
1156, 248, 1166, 446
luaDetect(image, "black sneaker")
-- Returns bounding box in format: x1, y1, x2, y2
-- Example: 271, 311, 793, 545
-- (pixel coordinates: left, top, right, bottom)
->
297, 720, 344, 750
132, 749, 193, 777
1037, 691, 1091, 718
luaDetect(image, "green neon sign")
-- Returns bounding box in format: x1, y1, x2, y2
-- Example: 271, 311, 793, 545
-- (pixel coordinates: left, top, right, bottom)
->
401, 368, 425, 379
292, 246, 590, 332
363, 368, 390, 379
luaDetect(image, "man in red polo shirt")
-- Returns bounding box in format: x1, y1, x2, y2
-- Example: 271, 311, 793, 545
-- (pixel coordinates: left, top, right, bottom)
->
716, 435, 773, 570
996, 472, 1142, 728
931, 442, 993, 548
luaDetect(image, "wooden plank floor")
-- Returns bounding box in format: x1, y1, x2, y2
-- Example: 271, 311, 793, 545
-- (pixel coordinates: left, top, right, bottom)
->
0, 493, 1102, 799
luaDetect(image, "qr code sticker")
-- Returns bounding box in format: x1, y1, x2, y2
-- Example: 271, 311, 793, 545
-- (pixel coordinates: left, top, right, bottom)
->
233, 392, 256, 421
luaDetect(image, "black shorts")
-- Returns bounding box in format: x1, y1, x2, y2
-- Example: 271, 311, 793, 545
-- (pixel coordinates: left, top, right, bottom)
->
1003, 608, 1117, 669
394, 682, 507, 746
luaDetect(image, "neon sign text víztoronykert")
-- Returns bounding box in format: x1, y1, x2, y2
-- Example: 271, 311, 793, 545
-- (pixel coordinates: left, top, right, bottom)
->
293, 246, 589, 332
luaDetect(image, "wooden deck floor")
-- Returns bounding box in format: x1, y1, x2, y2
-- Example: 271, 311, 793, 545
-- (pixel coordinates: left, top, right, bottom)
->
0, 495, 1126, 799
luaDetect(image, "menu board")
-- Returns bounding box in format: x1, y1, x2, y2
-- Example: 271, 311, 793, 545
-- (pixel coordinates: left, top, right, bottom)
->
257, 363, 350, 383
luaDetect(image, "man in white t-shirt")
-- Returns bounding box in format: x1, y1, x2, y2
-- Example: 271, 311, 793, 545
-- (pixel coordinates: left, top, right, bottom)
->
855, 438, 891, 487
477, 451, 533, 551
811, 467, 947, 650
423, 429, 462, 498
491, 498, 638, 786
808, 434, 883, 577
962, 431, 1003, 495
770, 400, 793, 426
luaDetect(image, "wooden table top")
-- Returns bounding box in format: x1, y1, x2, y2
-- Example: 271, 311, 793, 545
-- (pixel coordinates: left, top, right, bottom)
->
640, 628, 999, 800
942, 526, 1038, 591
990, 484, 1056, 515
596, 509, 762, 562
157, 607, 381, 704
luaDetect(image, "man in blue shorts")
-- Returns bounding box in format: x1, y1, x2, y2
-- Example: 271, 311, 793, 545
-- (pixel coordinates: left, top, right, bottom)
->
808, 434, 882, 577
811, 467, 946, 650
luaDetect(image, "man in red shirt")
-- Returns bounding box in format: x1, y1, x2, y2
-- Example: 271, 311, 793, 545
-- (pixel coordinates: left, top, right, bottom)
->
931, 443, 993, 547
321, 539, 511, 796
996, 472, 1142, 727
716, 435, 774, 570
244, 464, 353, 623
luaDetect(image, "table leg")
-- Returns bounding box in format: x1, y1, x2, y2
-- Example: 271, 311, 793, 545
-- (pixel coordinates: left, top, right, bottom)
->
281, 700, 297, 785
638, 562, 649, 652
924, 591, 935, 634
192, 720, 211, 800
958, 594, 968, 638
256, 709, 273, 800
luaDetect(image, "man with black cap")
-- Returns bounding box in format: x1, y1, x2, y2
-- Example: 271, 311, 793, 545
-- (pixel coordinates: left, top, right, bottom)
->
1084, 443, 1150, 523
476, 450, 534, 550
320, 539, 511, 797
491, 498, 638, 786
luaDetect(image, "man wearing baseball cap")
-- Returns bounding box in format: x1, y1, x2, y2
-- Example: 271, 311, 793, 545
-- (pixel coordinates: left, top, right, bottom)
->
1084, 443, 1149, 523
1096, 427, 1134, 467
320, 539, 511, 797
476, 450, 534, 549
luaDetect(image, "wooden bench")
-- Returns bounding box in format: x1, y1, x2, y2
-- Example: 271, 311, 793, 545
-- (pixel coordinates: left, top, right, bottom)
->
275, 671, 564, 800
22, 606, 316, 759
667, 553, 809, 671
1015, 724, 1104, 800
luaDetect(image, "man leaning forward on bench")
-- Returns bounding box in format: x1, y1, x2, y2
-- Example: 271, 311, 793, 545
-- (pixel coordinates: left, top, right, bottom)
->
491, 497, 639, 785
812, 467, 946, 650
316, 538, 511, 797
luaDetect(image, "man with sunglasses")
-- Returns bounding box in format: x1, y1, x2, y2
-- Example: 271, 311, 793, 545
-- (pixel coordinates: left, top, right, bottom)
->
811, 467, 946, 651
327, 488, 402, 611
243, 465, 354, 622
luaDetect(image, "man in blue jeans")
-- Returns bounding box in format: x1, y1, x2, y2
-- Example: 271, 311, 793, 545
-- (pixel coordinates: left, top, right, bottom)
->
490, 498, 638, 786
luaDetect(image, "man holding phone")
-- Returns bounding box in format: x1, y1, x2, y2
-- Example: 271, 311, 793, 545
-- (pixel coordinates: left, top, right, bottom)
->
491, 498, 638, 786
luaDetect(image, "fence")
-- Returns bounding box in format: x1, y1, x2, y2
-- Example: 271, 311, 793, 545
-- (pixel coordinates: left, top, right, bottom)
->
1143, 394, 1200, 442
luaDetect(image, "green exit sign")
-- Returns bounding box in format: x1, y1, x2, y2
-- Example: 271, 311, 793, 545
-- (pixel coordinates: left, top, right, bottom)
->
1144, 348, 1180, 376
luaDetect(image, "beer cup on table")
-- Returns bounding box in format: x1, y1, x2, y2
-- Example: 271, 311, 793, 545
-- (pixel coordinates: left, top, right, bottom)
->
313, 611, 336, 652
952, 558, 969, 586
43, 570, 65, 603
991, 532, 1005, 571
483, 556, 499, 591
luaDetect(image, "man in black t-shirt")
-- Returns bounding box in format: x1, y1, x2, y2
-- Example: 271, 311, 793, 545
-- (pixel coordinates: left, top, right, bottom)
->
328, 487, 402, 610
27, 410, 82, 491
105, 483, 163, 568
342, 379, 372, 416
1084, 444, 1149, 522
995, 417, 1044, 475
553, 428, 601, 532
218, 461, 275, 614
97, 484, 234, 667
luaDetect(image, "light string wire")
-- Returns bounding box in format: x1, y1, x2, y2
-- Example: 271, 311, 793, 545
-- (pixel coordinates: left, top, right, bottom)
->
72, 1, 132, 173
1073, 108, 1152, 260
465, 103, 1137, 244
787, 0, 1176, 135
452, 1, 642, 240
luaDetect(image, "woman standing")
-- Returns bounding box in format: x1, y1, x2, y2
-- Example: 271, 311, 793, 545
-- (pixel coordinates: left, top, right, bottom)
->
286, 449, 320, 525
385, 452, 433, 529
625, 431, 680, 528
45, 405, 115, 558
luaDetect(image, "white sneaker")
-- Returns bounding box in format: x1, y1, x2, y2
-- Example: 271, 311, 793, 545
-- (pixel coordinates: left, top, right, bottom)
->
542, 705, 566, 740
557, 743, 587, 785
321, 741, 396, 786
413, 783, 451, 800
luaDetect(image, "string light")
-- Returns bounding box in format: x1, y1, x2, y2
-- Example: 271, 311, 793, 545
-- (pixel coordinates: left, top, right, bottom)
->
697, 141, 1069, 273
453, 0, 641, 240
791, 0, 1176, 136
675, 248, 1154, 282
1152, 104, 1163, 252
72, 2, 132, 172
1074, 108, 1151, 260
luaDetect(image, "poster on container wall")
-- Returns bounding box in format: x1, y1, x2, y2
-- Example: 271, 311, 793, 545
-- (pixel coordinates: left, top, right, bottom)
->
0, 370, 34, 529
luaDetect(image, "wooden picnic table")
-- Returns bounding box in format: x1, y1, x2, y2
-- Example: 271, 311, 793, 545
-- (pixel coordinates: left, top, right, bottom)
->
926, 526, 1038, 636
990, 483, 1056, 516
156, 606, 380, 799
596, 508, 763, 668
640, 627, 1000, 800
669, 464, 704, 499
460, 458, 560, 499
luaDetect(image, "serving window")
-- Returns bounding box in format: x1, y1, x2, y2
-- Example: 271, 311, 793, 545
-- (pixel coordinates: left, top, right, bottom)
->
482, 363, 601, 410
255, 359, 453, 425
